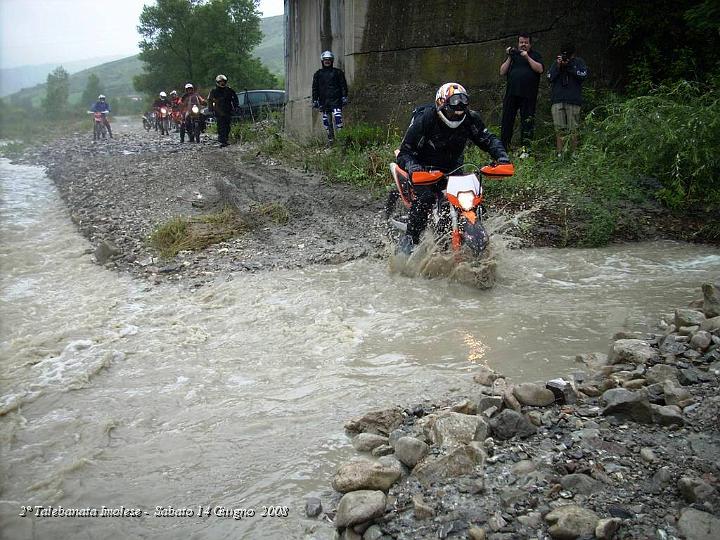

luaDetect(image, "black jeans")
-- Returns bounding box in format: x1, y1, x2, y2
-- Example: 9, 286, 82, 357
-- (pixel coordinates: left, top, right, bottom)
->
216, 115, 231, 145
500, 93, 537, 150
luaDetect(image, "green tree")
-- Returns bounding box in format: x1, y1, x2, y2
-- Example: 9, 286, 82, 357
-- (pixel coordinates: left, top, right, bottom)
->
42, 66, 70, 118
134, 0, 275, 95
81, 73, 104, 109
611, 0, 720, 92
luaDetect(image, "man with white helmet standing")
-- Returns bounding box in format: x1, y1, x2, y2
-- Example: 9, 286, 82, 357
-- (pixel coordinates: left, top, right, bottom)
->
207, 74, 239, 147
311, 50, 348, 145
395, 83, 510, 254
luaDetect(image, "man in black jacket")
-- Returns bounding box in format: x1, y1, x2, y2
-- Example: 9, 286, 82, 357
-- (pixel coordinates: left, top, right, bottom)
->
207, 74, 239, 147
312, 50, 348, 144
547, 43, 588, 156
396, 83, 510, 254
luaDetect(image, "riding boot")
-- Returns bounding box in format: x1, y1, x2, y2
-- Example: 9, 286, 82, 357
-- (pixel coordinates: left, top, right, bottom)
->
107, 126, 113, 139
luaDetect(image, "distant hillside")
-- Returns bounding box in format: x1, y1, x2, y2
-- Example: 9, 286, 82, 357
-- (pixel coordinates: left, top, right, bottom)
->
3, 15, 284, 105
5, 56, 144, 108
0, 55, 126, 97
256, 15, 284, 76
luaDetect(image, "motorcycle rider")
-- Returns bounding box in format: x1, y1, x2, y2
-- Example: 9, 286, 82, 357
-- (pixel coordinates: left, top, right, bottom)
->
180, 82, 206, 143
395, 82, 510, 254
152, 91, 172, 135
311, 50, 348, 145
207, 74, 239, 148
89, 94, 112, 138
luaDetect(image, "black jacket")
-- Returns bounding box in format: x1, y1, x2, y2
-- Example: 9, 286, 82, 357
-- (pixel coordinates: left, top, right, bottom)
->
547, 57, 588, 105
208, 85, 239, 117
312, 66, 348, 110
397, 106, 509, 173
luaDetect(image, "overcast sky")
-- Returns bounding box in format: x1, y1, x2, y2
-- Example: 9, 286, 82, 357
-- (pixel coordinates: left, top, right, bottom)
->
0, 0, 285, 69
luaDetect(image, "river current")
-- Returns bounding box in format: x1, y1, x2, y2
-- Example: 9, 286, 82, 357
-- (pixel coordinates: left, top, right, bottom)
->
1, 159, 719, 538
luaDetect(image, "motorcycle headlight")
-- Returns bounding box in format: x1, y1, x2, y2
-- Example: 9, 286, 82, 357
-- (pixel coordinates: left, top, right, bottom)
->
457, 191, 476, 211
161, 107, 167, 114
191, 105, 199, 114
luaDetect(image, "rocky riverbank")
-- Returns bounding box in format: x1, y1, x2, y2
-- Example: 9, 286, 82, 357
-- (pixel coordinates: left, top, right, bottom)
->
310, 285, 720, 540
11, 118, 386, 288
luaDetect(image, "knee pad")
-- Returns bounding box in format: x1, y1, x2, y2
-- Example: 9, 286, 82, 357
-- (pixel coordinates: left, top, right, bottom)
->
333, 108, 343, 129
322, 112, 330, 129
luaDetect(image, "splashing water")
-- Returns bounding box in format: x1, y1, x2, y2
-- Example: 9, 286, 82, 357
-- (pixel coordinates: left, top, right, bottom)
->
389, 208, 537, 289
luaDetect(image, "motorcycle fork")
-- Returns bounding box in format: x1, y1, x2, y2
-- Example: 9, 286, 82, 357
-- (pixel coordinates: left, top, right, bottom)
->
448, 205, 462, 253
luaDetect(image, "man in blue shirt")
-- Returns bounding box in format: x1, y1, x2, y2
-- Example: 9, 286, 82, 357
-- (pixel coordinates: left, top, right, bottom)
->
499, 33, 544, 158
89, 94, 112, 138
547, 43, 588, 156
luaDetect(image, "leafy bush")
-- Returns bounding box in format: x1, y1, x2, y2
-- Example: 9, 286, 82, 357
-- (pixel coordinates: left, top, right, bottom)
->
586, 80, 720, 209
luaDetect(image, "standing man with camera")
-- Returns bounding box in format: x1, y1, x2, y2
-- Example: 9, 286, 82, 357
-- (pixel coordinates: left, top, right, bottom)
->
547, 43, 588, 156
499, 33, 544, 158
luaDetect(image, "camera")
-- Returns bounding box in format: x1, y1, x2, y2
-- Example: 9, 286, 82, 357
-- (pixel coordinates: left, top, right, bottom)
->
561, 52, 571, 62
508, 47, 519, 56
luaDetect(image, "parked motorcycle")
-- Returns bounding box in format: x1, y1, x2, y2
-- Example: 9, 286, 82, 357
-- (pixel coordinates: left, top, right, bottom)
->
142, 111, 155, 131
386, 161, 515, 258
88, 110, 109, 141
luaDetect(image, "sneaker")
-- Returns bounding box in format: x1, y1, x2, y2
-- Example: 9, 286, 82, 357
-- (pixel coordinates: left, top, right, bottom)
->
397, 234, 415, 255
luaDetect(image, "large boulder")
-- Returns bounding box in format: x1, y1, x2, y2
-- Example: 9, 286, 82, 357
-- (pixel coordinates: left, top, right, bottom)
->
608, 339, 658, 365
335, 490, 386, 528
332, 460, 401, 493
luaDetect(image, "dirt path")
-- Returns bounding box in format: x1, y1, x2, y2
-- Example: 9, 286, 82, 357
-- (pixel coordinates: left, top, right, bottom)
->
26, 116, 388, 286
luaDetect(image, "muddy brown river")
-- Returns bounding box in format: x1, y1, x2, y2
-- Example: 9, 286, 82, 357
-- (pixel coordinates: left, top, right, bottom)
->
1, 158, 719, 539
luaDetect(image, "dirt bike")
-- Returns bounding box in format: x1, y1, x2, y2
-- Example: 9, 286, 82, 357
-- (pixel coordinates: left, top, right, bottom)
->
142, 111, 155, 131
155, 106, 171, 135
180, 101, 204, 143
386, 161, 515, 258
171, 108, 183, 132
88, 110, 109, 141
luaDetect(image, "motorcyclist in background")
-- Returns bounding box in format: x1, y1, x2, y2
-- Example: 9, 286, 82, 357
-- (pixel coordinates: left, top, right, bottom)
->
152, 91, 172, 135
180, 83, 206, 143
395, 82, 510, 254
89, 94, 112, 138
311, 50, 348, 145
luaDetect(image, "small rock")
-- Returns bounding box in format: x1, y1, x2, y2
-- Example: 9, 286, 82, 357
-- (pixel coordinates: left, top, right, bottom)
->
393, 436, 429, 469
412, 494, 434, 520
545, 504, 599, 539
677, 507, 720, 540
335, 490, 386, 529
305, 497, 322, 518
595, 517, 622, 540
352, 433, 389, 452
639, 447, 657, 463
513, 382, 556, 407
